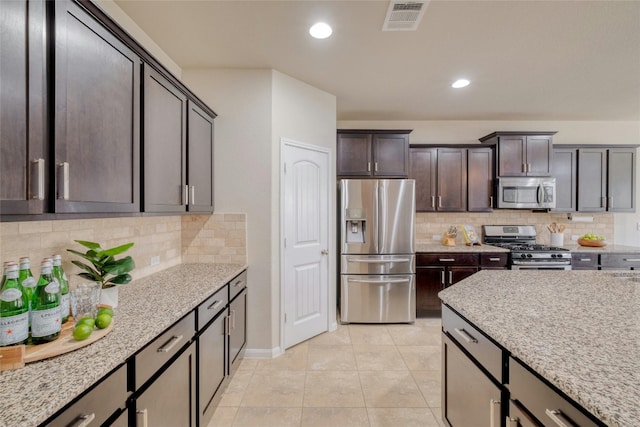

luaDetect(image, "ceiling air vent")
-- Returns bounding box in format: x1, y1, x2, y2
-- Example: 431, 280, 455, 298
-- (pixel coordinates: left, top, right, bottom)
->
382, 1, 429, 31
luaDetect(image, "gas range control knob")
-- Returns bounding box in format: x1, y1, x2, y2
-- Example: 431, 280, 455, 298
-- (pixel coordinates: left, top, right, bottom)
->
551, 254, 557, 258
527, 253, 533, 258
520, 254, 527, 259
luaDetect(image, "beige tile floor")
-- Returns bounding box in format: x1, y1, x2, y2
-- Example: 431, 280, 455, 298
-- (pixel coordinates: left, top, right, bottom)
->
209, 318, 445, 427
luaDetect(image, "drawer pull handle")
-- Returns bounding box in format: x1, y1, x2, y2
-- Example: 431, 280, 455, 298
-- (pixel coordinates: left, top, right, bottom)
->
489, 257, 500, 262
207, 300, 223, 311
136, 409, 148, 427
623, 258, 640, 262
454, 327, 478, 344
71, 413, 95, 427
545, 409, 574, 427
579, 258, 591, 262
439, 258, 455, 262
448, 271, 452, 284
233, 279, 245, 287
157, 335, 183, 353
507, 417, 519, 427
490, 399, 501, 427
440, 271, 445, 286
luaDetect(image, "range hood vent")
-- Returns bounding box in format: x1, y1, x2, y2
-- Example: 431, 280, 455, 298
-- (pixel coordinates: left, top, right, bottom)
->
382, 1, 429, 31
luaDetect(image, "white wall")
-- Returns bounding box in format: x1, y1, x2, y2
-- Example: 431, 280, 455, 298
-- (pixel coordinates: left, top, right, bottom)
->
94, 0, 182, 78
339, 120, 640, 246
182, 69, 336, 354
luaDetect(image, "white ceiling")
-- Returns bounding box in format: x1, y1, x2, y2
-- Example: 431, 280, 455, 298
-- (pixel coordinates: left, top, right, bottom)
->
114, 0, 640, 122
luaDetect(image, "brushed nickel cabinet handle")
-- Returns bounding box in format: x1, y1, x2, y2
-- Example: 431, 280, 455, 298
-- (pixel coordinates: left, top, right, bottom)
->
183, 184, 189, 205
579, 258, 591, 262
489, 196, 493, 207
440, 271, 445, 286
225, 315, 231, 336
70, 413, 95, 427
157, 335, 183, 353
190, 185, 196, 205
523, 163, 527, 173
136, 409, 148, 427
454, 327, 478, 343
439, 258, 455, 262
57, 162, 69, 200
545, 409, 573, 427
231, 309, 236, 329
438, 195, 442, 208
490, 399, 501, 427
448, 270, 452, 284
608, 196, 612, 210
507, 417, 519, 427
431, 196, 435, 208
207, 300, 223, 311
623, 258, 640, 262
374, 162, 378, 172
367, 162, 371, 172
30, 158, 45, 200
489, 257, 500, 262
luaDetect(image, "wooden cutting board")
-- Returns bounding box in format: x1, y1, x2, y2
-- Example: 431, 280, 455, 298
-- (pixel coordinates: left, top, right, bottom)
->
0, 319, 114, 370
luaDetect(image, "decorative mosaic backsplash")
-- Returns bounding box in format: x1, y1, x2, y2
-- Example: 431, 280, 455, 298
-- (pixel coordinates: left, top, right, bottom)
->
415, 211, 613, 246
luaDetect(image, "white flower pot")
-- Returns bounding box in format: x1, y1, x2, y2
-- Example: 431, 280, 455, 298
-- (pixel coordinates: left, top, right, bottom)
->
100, 286, 119, 308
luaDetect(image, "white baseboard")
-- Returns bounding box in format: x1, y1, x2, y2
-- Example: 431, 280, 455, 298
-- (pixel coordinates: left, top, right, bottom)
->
243, 346, 284, 359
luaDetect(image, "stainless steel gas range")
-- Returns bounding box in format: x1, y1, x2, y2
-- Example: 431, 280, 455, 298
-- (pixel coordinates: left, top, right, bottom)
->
483, 225, 572, 270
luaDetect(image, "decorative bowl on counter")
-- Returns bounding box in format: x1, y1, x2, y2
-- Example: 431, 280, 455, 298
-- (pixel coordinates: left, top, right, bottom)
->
577, 238, 607, 247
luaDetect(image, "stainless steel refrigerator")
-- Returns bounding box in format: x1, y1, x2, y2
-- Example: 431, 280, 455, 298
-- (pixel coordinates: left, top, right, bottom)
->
339, 179, 416, 324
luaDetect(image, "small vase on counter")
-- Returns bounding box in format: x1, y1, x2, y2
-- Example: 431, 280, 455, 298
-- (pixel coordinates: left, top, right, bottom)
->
100, 286, 119, 308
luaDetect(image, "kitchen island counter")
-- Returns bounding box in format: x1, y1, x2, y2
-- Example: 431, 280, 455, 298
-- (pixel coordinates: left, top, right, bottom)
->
565, 243, 640, 253
439, 270, 640, 427
0, 263, 247, 427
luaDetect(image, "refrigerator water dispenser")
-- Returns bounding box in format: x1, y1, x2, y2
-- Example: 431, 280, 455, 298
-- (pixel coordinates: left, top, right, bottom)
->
346, 220, 366, 243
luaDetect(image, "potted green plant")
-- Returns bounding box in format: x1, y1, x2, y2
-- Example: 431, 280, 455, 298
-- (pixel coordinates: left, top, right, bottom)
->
67, 240, 136, 307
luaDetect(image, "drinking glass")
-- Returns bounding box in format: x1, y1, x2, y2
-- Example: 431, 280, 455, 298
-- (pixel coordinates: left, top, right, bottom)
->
70, 282, 101, 321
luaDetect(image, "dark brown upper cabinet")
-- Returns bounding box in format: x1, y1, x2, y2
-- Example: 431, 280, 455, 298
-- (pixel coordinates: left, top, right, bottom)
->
143, 69, 215, 213
1, 0, 47, 215
410, 147, 467, 212
467, 147, 494, 212
337, 130, 410, 178
480, 132, 555, 177
578, 147, 636, 212
187, 101, 215, 213
54, 0, 140, 214
552, 147, 578, 212
143, 66, 188, 213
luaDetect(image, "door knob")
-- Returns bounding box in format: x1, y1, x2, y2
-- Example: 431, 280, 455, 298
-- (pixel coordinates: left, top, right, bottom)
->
321, 250, 329, 255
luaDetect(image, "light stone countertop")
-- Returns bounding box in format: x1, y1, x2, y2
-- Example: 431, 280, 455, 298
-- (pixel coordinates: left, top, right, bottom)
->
439, 270, 640, 427
416, 242, 510, 253
0, 263, 247, 427
564, 243, 640, 253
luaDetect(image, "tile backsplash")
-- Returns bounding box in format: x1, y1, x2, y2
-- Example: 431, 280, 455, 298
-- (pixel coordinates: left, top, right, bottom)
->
0, 213, 247, 286
416, 211, 613, 246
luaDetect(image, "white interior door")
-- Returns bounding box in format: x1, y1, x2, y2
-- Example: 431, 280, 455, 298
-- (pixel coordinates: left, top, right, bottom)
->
282, 139, 329, 349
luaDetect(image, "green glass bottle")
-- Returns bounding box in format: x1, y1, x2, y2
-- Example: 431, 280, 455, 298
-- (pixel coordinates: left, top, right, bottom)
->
52, 255, 70, 323
0, 261, 29, 346
30, 259, 61, 344
18, 257, 37, 325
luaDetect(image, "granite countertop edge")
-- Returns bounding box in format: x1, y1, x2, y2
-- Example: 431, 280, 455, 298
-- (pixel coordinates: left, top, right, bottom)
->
415, 242, 510, 253
0, 262, 247, 427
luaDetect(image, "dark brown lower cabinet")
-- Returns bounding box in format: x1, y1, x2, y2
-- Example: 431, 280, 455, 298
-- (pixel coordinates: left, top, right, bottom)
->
229, 287, 247, 375
198, 311, 228, 426
135, 342, 196, 427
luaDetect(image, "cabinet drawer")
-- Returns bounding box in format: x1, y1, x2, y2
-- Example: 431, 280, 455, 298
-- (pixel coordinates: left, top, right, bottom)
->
508, 400, 540, 427
600, 253, 640, 269
417, 253, 479, 266
47, 364, 127, 427
229, 270, 247, 301
509, 357, 600, 427
571, 253, 598, 269
441, 305, 503, 382
135, 311, 195, 389
198, 285, 228, 330
480, 253, 508, 267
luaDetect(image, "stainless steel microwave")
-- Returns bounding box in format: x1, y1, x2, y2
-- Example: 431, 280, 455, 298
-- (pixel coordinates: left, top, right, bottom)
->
496, 177, 556, 209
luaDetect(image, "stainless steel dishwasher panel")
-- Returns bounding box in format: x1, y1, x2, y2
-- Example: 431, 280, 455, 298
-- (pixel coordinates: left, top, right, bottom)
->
340, 274, 415, 323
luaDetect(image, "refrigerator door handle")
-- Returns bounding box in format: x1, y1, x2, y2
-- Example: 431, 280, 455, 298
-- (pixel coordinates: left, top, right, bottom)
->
373, 180, 380, 252
346, 257, 412, 263
346, 277, 410, 284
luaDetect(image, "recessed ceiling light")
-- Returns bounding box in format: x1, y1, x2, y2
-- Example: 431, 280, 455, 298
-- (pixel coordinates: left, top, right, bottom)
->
309, 22, 332, 39
452, 79, 470, 88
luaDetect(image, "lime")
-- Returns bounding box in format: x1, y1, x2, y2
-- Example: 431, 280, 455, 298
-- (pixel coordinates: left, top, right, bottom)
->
97, 307, 114, 318
77, 317, 95, 328
73, 324, 93, 341
95, 313, 112, 329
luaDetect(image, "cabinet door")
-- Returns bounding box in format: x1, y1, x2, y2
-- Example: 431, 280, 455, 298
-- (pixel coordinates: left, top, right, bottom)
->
0, 0, 46, 215
143, 65, 187, 212
187, 101, 214, 213
337, 133, 372, 176
467, 148, 493, 212
54, 0, 140, 213
449, 266, 478, 286
552, 148, 577, 212
135, 342, 196, 427
199, 312, 227, 426
229, 288, 247, 374
525, 135, 552, 176
409, 148, 437, 212
498, 136, 526, 176
372, 134, 409, 177
442, 333, 503, 427
436, 148, 467, 212
416, 267, 445, 317
577, 148, 607, 212
608, 148, 635, 212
